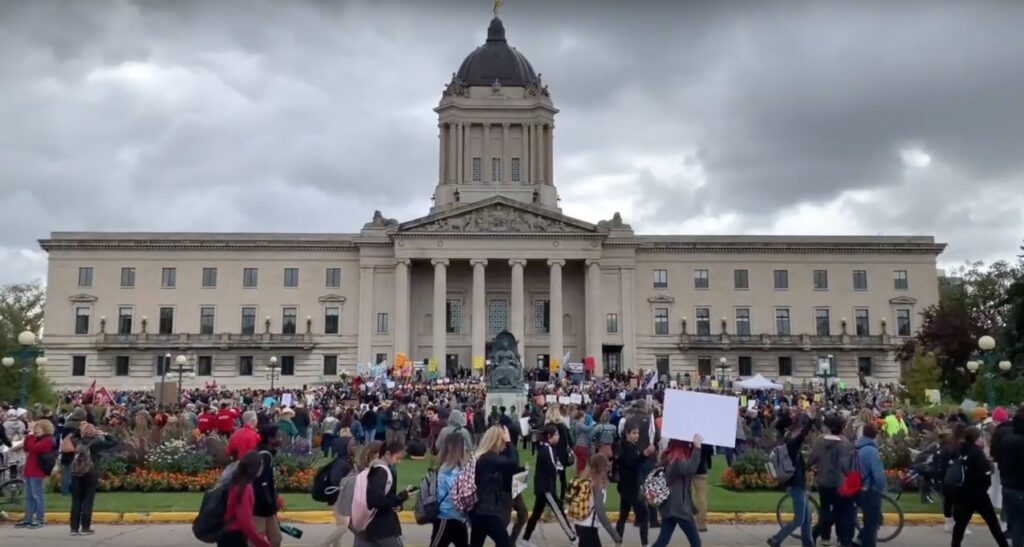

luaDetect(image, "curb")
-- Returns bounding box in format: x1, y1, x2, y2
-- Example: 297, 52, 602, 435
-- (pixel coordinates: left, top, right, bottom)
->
4, 511, 969, 525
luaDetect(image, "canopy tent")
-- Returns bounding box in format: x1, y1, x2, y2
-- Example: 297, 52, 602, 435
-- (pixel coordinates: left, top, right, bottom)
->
735, 373, 784, 391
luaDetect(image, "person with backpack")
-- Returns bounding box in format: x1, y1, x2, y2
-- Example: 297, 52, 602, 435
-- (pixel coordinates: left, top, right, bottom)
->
218, 451, 272, 547
320, 411, 340, 457
854, 422, 886, 547
949, 426, 1011, 547
766, 412, 813, 547
573, 409, 596, 475
592, 411, 617, 458
937, 423, 968, 532
15, 420, 55, 529
316, 439, 363, 547
429, 433, 470, 547
808, 414, 855, 546
469, 425, 523, 547
615, 422, 654, 547
350, 440, 411, 547
252, 426, 283, 547
67, 423, 117, 536
996, 406, 1024, 547
520, 424, 578, 547
650, 437, 703, 547
545, 405, 574, 503
570, 454, 621, 547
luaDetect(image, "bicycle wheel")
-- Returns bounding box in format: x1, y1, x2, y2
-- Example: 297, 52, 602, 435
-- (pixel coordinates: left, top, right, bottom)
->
0, 479, 24, 507
775, 492, 820, 540
855, 493, 904, 543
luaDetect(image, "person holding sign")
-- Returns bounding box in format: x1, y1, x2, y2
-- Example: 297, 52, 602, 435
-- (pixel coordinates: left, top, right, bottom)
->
651, 436, 704, 547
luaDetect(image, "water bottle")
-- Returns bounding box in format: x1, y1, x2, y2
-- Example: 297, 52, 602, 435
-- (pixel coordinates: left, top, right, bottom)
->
279, 523, 303, 539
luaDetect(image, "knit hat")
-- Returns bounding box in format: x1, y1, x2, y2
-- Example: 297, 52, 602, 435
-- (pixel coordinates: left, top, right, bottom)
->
993, 407, 1010, 423
972, 407, 989, 422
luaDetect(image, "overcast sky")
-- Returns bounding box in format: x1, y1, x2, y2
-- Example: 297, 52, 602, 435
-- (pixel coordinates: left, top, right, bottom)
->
2, 0, 1023, 285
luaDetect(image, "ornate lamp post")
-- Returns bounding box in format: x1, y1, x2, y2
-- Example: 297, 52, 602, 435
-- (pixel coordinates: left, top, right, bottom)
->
168, 354, 195, 403
716, 356, 730, 391
965, 335, 1012, 409
2, 330, 46, 406
156, 352, 172, 408
816, 355, 836, 405
266, 356, 280, 390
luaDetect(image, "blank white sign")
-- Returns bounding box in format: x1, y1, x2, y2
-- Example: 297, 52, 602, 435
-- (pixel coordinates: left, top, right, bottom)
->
662, 389, 739, 448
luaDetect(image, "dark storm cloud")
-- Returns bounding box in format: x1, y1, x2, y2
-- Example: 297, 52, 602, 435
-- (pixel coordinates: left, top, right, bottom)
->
1, 0, 1022, 284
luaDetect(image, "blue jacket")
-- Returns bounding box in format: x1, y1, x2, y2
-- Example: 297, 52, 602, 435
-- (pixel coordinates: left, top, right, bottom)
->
436, 465, 466, 521
855, 436, 886, 492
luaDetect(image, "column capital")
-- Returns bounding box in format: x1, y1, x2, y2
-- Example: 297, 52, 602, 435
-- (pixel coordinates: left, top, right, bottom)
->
547, 259, 566, 267
431, 258, 449, 267
470, 258, 488, 267
482, 122, 491, 128
395, 258, 411, 267
509, 258, 527, 267
502, 121, 510, 129
585, 259, 601, 268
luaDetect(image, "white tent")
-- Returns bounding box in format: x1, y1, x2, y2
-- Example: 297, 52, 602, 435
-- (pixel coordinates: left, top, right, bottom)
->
736, 373, 784, 391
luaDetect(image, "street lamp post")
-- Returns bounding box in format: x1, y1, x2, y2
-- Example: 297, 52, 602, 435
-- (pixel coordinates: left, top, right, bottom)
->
716, 357, 730, 391
266, 356, 280, 390
817, 355, 836, 406
2, 330, 47, 406
167, 354, 195, 404
965, 335, 1012, 409
156, 352, 172, 408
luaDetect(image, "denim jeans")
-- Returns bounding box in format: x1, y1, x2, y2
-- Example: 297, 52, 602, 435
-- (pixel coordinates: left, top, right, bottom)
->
61, 463, 72, 496
772, 486, 813, 547
652, 516, 702, 547
23, 477, 45, 523
857, 489, 882, 547
1004, 487, 1024, 547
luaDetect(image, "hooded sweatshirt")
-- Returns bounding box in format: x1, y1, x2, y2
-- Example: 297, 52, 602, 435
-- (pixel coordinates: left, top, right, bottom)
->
435, 409, 473, 452
809, 434, 853, 488
997, 413, 1024, 490
855, 436, 885, 492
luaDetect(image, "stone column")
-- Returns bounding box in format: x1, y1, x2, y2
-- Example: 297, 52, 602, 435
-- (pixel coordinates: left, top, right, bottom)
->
547, 123, 554, 186
394, 259, 411, 358
621, 266, 636, 373
502, 122, 510, 184
537, 124, 546, 184
447, 122, 456, 184
585, 259, 602, 375
525, 124, 532, 185
357, 265, 374, 364
432, 259, 449, 376
509, 259, 526, 357
455, 123, 463, 184
482, 123, 491, 183
471, 259, 487, 376
548, 259, 564, 371
438, 124, 444, 185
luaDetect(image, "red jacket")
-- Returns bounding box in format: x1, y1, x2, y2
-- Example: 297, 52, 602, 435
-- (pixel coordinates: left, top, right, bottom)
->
224, 483, 271, 547
216, 408, 236, 434
227, 425, 260, 461
23, 434, 54, 479
197, 412, 217, 434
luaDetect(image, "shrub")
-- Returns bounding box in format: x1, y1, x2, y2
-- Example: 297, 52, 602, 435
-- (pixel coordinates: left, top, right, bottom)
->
730, 448, 769, 476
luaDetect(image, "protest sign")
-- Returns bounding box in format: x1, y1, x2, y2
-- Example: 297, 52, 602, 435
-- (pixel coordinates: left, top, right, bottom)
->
545, 395, 557, 404
281, 393, 293, 407
558, 396, 571, 405
512, 471, 529, 498
662, 389, 738, 448
570, 394, 582, 405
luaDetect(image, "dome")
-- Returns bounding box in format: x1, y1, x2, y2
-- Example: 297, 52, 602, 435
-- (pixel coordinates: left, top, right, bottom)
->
455, 18, 539, 87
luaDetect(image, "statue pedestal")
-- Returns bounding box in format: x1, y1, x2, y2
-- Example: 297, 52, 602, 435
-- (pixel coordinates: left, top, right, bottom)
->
485, 390, 529, 418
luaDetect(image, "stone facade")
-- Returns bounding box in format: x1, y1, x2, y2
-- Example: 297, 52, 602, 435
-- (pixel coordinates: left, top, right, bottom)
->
37, 17, 944, 388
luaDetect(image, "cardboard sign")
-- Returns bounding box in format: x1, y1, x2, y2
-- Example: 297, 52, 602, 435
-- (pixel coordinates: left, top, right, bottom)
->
512, 470, 529, 498
545, 395, 556, 404
281, 393, 293, 407
558, 396, 571, 405
473, 356, 484, 369
662, 389, 739, 448
570, 394, 582, 405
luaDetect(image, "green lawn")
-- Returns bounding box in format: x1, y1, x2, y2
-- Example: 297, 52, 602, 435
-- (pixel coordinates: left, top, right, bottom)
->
10, 453, 942, 515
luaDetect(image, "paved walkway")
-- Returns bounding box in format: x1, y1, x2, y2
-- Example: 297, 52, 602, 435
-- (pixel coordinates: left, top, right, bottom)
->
0, 522, 1007, 547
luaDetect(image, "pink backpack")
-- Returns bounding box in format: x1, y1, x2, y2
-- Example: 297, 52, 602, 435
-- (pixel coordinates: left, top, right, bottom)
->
451, 456, 478, 512
350, 463, 393, 533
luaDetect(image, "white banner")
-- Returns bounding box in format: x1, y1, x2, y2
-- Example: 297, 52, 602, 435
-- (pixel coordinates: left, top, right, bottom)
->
662, 389, 738, 448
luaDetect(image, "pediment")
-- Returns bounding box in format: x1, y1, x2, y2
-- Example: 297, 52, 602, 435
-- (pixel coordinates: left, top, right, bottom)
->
648, 295, 676, 304
68, 293, 98, 303
319, 294, 347, 303
397, 197, 600, 234
889, 296, 917, 305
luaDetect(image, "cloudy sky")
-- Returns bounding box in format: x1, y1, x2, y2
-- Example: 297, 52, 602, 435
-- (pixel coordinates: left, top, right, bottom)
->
2, 0, 1023, 285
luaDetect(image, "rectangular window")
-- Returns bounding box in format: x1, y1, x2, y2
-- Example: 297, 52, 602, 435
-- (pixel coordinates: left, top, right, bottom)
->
778, 356, 793, 376
241, 307, 256, 335
200, 307, 215, 335
894, 270, 909, 290
696, 307, 711, 336
78, 267, 94, 287
159, 307, 174, 334
735, 308, 751, 336
243, 267, 258, 288
446, 299, 462, 334
813, 269, 829, 290
510, 157, 520, 182
115, 356, 129, 377
815, 308, 831, 336
376, 312, 389, 334
284, 267, 299, 287
161, 267, 176, 288
698, 356, 712, 376
734, 269, 749, 290
694, 269, 709, 289
472, 157, 482, 181
488, 299, 508, 335
239, 355, 254, 376
197, 355, 212, 376
492, 158, 502, 182
323, 355, 338, 376
858, 356, 873, 376
282, 307, 297, 334
655, 355, 670, 378
281, 355, 295, 376
653, 269, 668, 288
654, 308, 669, 335
376, 353, 388, 365
75, 307, 90, 335
775, 308, 791, 335
606, 313, 618, 333
118, 306, 133, 334
72, 355, 86, 376
120, 267, 135, 287
324, 307, 340, 334
773, 269, 789, 290
155, 354, 168, 376
202, 267, 217, 288
739, 356, 753, 376
534, 299, 550, 334
326, 268, 342, 288
896, 309, 912, 336
853, 270, 868, 291
855, 309, 870, 336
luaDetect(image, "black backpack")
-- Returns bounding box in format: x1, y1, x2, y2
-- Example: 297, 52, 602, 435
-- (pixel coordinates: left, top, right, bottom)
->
192, 484, 230, 543
943, 455, 968, 492
311, 457, 346, 504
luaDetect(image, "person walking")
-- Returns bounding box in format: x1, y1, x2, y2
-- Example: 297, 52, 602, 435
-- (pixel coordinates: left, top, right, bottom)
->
470, 426, 524, 547
767, 412, 814, 547
651, 437, 704, 547
938, 423, 968, 532
252, 425, 283, 547
615, 423, 653, 547
353, 440, 411, 547
572, 454, 622, 547
318, 438, 359, 547
950, 427, 1011, 547
572, 409, 595, 475
430, 433, 470, 547
592, 411, 617, 458
520, 424, 578, 547
691, 441, 714, 532
996, 406, 1024, 547
854, 422, 886, 547
545, 406, 574, 503
809, 414, 855, 547
16, 420, 55, 529
218, 451, 272, 547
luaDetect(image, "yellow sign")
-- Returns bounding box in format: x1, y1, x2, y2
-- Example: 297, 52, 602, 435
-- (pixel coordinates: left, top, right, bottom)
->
472, 356, 484, 369
428, 358, 437, 372
549, 358, 559, 372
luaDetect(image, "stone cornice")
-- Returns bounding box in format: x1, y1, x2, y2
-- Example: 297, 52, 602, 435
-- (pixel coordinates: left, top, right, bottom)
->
636, 239, 945, 256
40, 235, 359, 252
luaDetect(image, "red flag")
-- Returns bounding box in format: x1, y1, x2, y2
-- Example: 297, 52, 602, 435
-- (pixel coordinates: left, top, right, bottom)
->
81, 380, 97, 404
94, 387, 113, 406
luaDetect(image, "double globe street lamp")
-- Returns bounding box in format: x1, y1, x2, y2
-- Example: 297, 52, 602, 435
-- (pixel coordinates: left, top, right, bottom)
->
2, 330, 47, 407
157, 353, 194, 407
267, 356, 280, 390
965, 335, 1012, 409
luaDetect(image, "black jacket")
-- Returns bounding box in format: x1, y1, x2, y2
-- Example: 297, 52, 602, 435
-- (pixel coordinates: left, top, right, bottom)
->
292, 408, 311, 435
997, 415, 1024, 491
474, 443, 524, 518
695, 444, 714, 476
361, 464, 406, 540
553, 422, 572, 465
616, 440, 645, 498
252, 450, 277, 517
959, 441, 993, 497
783, 416, 813, 489
533, 442, 560, 495
990, 421, 1013, 471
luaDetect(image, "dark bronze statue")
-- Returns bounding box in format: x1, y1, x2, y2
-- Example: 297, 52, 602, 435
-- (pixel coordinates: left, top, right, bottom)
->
486, 330, 523, 390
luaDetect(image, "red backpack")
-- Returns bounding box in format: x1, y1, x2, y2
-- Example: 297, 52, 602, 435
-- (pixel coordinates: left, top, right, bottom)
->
837, 446, 863, 497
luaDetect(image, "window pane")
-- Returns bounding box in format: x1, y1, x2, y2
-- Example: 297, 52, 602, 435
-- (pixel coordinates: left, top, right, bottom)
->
118, 307, 133, 334
78, 267, 93, 287
115, 356, 129, 376
698, 356, 712, 376
853, 270, 868, 290
775, 308, 791, 335
472, 157, 481, 181
282, 307, 297, 334
696, 308, 710, 336
72, 355, 86, 376
897, 309, 912, 336
606, 313, 618, 333
200, 307, 215, 335
243, 267, 258, 288
855, 309, 870, 336
324, 307, 340, 334
894, 270, 909, 290
654, 308, 669, 335
815, 309, 830, 336
813, 270, 828, 290
202, 267, 217, 287
323, 355, 338, 376
655, 355, 670, 377
488, 299, 508, 335
534, 299, 550, 333
778, 356, 793, 376
284, 268, 299, 287
281, 355, 295, 375
75, 307, 90, 335
446, 299, 462, 333
653, 269, 668, 288
241, 307, 256, 335
774, 270, 789, 289
735, 308, 751, 336
121, 267, 135, 287
694, 269, 709, 289
739, 356, 753, 376
858, 357, 873, 376
326, 268, 341, 288
162, 267, 176, 288
159, 307, 174, 334
510, 157, 519, 181
239, 356, 253, 376
197, 356, 212, 376
734, 269, 749, 289
376, 312, 389, 333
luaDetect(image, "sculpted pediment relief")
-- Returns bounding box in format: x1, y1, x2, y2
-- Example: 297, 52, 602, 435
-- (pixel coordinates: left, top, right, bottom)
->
319, 294, 347, 303
402, 203, 596, 234
68, 294, 98, 303
889, 296, 917, 305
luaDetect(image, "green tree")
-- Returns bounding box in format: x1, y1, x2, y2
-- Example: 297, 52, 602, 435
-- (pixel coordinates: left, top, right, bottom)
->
0, 280, 54, 405
903, 348, 941, 405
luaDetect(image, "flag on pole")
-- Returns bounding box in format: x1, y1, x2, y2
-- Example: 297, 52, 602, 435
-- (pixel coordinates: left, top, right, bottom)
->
95, 387, 113, 406
81, 380, 97, 404
646, 370, 658, 390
